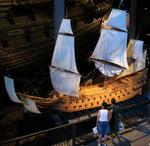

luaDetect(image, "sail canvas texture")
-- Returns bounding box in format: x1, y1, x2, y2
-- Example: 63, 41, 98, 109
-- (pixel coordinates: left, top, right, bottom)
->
20, 96, 41, 114
59, 18, 73, 34
117, 63, 135, 78
143, 50, 147, 69
95, 61, 123, 77
117, 39, 146, 78
126, 39, 145, 72
51, 35, 78, 73
91, 29, 128, 77
50, 68, 80, 97
4, 76, 22, 103
131, 40, 145, 71
106, 8, 127, 31
50, 18, 81, 97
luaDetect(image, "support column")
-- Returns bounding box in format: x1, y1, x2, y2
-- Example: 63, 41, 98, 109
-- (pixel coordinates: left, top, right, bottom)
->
129, 0, 137, 39
54, 0, 65, 40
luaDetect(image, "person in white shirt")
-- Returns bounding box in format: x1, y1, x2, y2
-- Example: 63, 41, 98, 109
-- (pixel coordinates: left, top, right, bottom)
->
96, 102, 111, 146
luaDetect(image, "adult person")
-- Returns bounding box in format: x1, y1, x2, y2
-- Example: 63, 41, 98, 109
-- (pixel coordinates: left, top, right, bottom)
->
96, 102, 111, 146
108, 98, 121, 138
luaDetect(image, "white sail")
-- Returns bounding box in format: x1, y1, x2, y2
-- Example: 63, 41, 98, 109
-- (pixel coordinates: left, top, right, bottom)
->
117, 39, 146, 78
4, 76, 22, 103
105, 9, 127, 31
95, 61, 123, 77
117, 63, 135, 78
50, 18, 81, 97
51, 35, 78, 73
20, 96, 41, 114
50, 68, 80, 97
59, 18, 73, 34
91, 29, 128, 77
143, 50, 147, 69
131, 40, 145, 71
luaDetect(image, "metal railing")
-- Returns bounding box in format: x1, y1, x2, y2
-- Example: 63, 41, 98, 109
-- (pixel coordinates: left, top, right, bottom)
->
0, 95, 150, 146
0, 116, 96, 146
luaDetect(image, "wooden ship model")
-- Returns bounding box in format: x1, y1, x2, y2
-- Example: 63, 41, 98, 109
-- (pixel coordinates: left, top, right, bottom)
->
2, 2, 147, 113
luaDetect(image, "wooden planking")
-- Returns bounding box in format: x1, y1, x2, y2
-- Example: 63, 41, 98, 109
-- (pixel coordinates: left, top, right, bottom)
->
0, 0, 54, 71
0, 0, 52, 21
0, 0, 51, 6
0, 40, 53, 69
66, 0, 111, 49
0, 0, 111, 72
0, 14, 52, 29
8, 23, 52, 37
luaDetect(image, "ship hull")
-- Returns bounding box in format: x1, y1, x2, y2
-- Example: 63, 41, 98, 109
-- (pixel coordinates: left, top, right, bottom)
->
18, 69, 147, 112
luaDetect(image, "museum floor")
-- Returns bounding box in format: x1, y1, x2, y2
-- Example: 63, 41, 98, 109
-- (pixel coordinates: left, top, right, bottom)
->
87, 115, 150, 146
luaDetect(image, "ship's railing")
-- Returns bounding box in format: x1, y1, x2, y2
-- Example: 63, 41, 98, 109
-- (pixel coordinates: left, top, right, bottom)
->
0, 95, 150, 146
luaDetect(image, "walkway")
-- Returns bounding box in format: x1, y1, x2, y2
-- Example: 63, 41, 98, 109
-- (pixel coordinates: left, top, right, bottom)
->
86, 118, 150, 146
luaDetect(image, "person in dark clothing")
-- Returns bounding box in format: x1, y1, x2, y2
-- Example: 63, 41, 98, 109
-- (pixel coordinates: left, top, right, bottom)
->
108, 98, 121, 137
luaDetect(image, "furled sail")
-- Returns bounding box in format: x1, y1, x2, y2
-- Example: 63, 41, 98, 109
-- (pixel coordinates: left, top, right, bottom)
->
4, 76, 22, 103
91, 29, 128, 77
105, 9, 127, 31
50, 18, 81, 97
